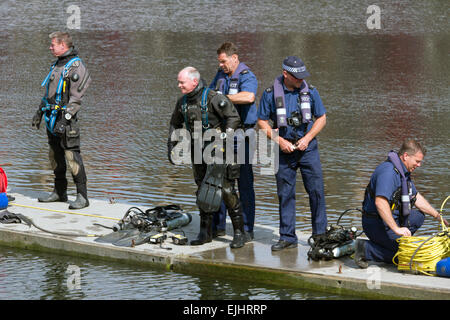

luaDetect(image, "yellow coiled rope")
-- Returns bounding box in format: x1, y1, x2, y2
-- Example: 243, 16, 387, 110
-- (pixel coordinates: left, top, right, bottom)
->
393, 196, 450, 276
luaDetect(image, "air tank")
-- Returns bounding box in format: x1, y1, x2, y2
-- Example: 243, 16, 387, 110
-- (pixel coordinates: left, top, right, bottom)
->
163, 212, 192, 230
332, 240, 356, 258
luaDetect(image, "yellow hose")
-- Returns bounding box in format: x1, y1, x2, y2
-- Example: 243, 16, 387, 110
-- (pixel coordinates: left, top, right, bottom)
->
393, 196, 450, 276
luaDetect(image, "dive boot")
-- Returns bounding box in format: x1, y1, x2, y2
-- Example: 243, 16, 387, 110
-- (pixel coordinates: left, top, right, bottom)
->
229, 213, 247, 249
190, 213, 213, 245
245, 231, 254, 241
38, 190, 68, 203
230, 229, 246, 249
68, 193, 89, 210
354, 239, 368, 269
212, 228, 226, 238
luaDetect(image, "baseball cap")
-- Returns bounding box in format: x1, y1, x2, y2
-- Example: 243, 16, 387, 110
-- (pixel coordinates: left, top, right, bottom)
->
282, 56, 310, 79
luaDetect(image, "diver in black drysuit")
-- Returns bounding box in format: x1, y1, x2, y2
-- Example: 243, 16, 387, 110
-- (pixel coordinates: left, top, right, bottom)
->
168, 73, 247, 249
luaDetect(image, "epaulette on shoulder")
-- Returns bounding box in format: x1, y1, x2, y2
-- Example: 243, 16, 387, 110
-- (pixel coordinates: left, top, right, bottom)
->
309, 84, 315, 90
265, 86, 273, 93
240, 69, 249, 75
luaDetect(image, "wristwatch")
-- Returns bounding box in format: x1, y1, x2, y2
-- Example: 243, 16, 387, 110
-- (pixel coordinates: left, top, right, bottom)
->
64, 113, 72, 120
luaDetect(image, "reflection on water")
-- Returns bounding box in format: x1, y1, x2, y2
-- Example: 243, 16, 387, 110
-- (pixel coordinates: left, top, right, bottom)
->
0, 0, 449, 299
0, 247, 352, 300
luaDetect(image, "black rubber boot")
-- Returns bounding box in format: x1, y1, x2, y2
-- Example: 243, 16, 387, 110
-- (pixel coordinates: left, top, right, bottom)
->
190, 213, 213, 245
354, 239, 369, 269
39, 177, 68, 202
38, 190, 68, 203
212, 229, 226, 238
68, 193, 89, 209
229, 208, 247, 249
230, 229, 246, 249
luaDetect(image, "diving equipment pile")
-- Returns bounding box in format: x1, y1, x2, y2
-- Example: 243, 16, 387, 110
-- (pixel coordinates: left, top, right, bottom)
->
95, 204, 192, 248
0, 209, 22, 224
307, 209, 362, 261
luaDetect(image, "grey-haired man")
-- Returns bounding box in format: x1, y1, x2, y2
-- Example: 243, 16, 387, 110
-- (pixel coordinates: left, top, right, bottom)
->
168, 67, 247, 249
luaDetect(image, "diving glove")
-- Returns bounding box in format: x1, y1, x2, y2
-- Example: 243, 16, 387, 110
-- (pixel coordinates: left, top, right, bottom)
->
167, 141, 178, 165
32, 110, 43, 129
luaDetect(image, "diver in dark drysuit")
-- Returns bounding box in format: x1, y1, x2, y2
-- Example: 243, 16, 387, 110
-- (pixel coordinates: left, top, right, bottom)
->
32, 32, 91, 209
168, 67, 247, 248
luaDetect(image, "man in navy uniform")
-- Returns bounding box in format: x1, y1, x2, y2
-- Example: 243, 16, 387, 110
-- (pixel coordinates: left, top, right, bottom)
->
355, 139, 449, 268
209, 42, 258, 240
257, 56, 328, 251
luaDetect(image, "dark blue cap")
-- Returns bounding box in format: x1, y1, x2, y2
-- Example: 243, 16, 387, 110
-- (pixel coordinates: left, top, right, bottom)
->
282, 56, 310, 79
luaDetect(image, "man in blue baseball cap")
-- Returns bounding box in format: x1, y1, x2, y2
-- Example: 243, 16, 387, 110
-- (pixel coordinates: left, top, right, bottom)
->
282, 56, 311, 79
257, 56, 328, 251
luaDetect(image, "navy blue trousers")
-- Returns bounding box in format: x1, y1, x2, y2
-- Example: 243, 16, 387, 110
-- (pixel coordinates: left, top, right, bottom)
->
275, 139, 327, 243
362, 209, 425, 263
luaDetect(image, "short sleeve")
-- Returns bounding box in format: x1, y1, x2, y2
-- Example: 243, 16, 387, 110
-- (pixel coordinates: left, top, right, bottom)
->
374, 168, 398, 201
239, 71, 258, 95
310, 88, 326, 118
257, 89, 273, 121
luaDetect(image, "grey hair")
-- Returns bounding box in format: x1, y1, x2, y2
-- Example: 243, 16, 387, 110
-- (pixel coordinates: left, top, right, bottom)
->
181, 66, 200, 81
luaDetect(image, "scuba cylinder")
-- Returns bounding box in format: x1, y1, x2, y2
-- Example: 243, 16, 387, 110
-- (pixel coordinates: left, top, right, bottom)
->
163, 212, 192, 230
97, 204, 192, 248
113, 205, 191, 232
332, 240, 356, 258
436, 257, 450, 278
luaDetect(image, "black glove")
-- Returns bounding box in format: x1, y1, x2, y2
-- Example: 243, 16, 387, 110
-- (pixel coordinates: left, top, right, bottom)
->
53, 117, 69, 136
32, 110, 43, 129
167, 141, 178, 165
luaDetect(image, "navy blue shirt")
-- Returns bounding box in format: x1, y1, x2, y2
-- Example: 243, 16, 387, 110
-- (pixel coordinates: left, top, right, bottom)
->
257, 78, 326, 140
362, 159, 417, 214
209, 65, 258, 126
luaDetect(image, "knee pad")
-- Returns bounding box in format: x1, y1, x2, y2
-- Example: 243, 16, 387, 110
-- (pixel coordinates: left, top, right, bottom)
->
64, 150, 80, 176
49, 148, 57, 171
